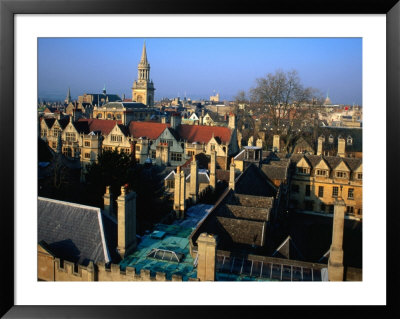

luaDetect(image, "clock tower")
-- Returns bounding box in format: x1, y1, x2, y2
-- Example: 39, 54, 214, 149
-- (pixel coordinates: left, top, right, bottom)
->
132, 41, 155, 106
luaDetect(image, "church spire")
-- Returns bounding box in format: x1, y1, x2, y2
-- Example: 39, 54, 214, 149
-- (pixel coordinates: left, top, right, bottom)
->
65, 87, 71, 104
139, 41, 149, 66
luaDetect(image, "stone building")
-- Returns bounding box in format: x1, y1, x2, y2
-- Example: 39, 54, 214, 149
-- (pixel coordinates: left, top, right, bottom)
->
290, 154, 362, 219
316, 127, 362, 158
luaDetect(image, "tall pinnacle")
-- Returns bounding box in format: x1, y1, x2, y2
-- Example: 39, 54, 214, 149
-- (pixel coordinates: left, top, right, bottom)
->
65, 87, 71, 104
139, 41, 148, 66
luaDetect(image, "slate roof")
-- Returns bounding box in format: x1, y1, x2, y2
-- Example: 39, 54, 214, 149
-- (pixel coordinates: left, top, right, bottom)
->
177, 124, 232, 144
38, 197, 117, 266
261, 164, 288, 181
235, 164, 277, 197
43, 118, 56, 129
290, 154, 362, 171
102, 102, 147, 109
181, 153, 210, 170
88, 94, 121, 104
317, 127, 362, 153
272, 236, 304, 260
77, 118, 118, 135
129, 121, 170, 139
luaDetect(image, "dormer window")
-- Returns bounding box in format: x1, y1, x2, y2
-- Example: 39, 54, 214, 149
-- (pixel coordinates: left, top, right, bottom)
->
357, 173, 362, 180
347, 136, 353, 145
328, 135, 334, 144
316, 169, 327, 177
297, 167, 310, 175
336, 171, 347, 178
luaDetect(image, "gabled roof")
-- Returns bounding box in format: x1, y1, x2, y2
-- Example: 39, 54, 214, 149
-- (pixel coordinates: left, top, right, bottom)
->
43, 118, 56, 129
235, 164, 277, 197
317, 127, 362, 153
291, 154, 362, 172
129, 121, 170, 140
177, 124, 231, 144
38, 197, 116, 266
77, 118, 118, 135
272, 236, 304, 260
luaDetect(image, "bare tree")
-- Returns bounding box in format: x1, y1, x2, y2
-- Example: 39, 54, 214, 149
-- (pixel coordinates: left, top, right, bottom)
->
250, 69, 321, 152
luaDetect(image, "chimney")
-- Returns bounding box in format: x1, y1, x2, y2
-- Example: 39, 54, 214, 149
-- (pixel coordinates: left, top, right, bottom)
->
161, 116, 166, 124
317, 136, 324, 156
248, 136, 254, 146
173, 166, 181, 214
116, 185, 137, 259
328, 197, 346, 281
103, 186, 113, 217
229, 158, 236, 190
337, 137, 345, 157
210, 151, 216, 189
170, 113, 181, 130
196, 233, 217, 281
228, 112, 236, 130
173, 166, 186, 219
179, 167, 186, 218
190, 155, 199, 203
273, 135, 280, 152
256, 138, 263, 149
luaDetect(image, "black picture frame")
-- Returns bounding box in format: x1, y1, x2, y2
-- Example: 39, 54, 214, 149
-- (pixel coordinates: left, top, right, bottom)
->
1, 0, 399, 317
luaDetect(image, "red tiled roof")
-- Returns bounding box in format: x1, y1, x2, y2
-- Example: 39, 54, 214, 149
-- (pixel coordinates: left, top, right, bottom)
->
129, 121, 170, 140
178, 124, 231, 144
77, 118, 118, 135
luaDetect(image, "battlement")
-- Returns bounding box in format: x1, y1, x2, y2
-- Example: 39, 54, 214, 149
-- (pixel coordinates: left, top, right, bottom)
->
54, 258, 95, 281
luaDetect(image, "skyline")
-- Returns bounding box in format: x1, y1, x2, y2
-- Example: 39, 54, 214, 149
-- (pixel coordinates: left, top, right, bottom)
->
38, 38, 362, 105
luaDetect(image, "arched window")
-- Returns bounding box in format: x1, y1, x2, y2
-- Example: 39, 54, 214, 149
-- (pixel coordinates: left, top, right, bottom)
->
328, 135, 334, 144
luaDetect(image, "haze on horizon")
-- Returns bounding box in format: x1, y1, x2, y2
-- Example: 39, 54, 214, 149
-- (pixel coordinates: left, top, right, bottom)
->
38, 38, 362, 105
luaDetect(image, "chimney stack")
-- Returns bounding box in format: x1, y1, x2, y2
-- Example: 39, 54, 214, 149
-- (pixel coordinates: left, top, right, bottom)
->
229, 158, 236, 190
190, 155, 199, 203
273, 134, 280, 152
337, 137, 345, 157
103, 186, 113, 217
228, 112, 236, 130
210, 151, 216, 190
173, 166, 186, 219
116, 185, 137, 259
328, 196, 345, 281
196, 233, 217, 281
317, 136, 324, 156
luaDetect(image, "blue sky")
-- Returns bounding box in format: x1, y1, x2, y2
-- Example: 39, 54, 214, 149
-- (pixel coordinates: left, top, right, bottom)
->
38, 38, 362, 105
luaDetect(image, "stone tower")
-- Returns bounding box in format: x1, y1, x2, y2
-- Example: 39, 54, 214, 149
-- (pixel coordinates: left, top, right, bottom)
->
189, 155, 199, 203
132, 41, 155, 106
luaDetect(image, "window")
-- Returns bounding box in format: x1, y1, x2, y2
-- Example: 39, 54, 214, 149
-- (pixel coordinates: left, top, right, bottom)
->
84, 152, 90, 159
84, 141, 90, 147
211, 144, 216, 151
160, 139, 173, 147
348, 188, 354, 199
357, 208, 362, 215
316, 169, 327, 176
107, 113, 112, 119
111, 135, 122, 143
336, 171, 347, 178
66, 132, 76, 142
347, 136, 353, 145
297, 167, 309, 175
116, 114, 122, 120
305, 185, 311, 197
151, 150, 156, 159
291, 184, 299, 193
328, 135, 334, 143
187, 150, 195, 156
171, 152, 182, 162
136, 146, 140, 152
357, 173, 362, 180
53, 128, 61, 137
97, 113, 102, 119
318, 186, 324, 198
346, 206, 354, 215
166, 180, 175, 189
103, 146, 113, 152
332, 186, 338, 197
41, 129, 47, 137
52, 142, 57, 148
